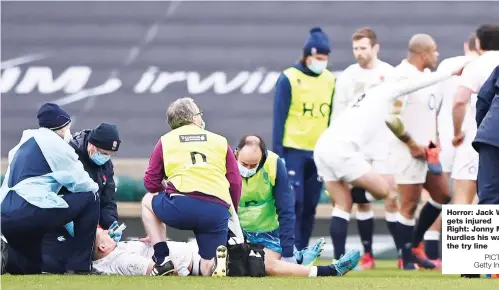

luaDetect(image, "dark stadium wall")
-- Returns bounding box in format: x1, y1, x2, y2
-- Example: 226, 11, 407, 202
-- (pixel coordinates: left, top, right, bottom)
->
2, 1, 498, 158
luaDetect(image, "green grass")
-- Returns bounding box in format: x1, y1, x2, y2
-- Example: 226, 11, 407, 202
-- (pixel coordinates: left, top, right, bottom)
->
1, 260, 496, 290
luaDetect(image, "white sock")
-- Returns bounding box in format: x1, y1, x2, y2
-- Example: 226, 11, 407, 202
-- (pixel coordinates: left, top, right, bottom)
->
396, 212, 416, 226
424, 230, 441, 241
332, 207, 351, 221
309, 266, 318, 277
356, 210, 374, 220
385, 212, 397, 223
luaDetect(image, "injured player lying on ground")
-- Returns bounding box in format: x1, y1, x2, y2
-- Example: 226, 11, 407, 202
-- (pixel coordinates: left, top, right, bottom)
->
90, 227, 360, 277
92, 228, 198, 276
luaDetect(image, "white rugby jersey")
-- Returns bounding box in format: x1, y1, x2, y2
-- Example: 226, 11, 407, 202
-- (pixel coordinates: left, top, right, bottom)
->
458, 51, 499, 132
318, 69, 454, 150
393, 60, 441, 145
332, 60, 395, 118
331, 60, 396, 158
436, 56, 470, 141
92, 241, 196, 276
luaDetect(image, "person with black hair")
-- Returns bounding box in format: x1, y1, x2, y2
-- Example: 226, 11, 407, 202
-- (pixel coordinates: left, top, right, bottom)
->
452, 24, 499, 206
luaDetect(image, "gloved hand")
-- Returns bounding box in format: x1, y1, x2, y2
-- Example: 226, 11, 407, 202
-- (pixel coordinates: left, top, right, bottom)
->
280, 256, 297, 264
108, 221, 123, 242
64, 221, 75, 237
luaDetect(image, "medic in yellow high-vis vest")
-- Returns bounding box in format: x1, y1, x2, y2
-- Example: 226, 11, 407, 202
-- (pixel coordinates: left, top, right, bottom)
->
272, 27, 335, 250
141, 97, 242, 277
235, 135, 328, 273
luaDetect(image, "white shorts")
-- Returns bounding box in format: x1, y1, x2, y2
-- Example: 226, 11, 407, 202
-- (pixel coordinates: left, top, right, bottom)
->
364, 144, 395, 176
392, 142, 428, 184
363, 128, 396, 175
314, 138, 370, 183
451, 131, 478, 180
439, 139, 455, 173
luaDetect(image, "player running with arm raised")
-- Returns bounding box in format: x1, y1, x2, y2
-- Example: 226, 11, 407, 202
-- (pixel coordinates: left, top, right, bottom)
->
314, 52, 465, 270
330, 27, 399, 270
385, 34, 459, 270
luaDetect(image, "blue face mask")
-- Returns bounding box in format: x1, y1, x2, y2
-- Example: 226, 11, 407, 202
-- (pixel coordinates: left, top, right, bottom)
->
307, 58, 328, 74
238, 163, 257, 178
90, 152, 111, 166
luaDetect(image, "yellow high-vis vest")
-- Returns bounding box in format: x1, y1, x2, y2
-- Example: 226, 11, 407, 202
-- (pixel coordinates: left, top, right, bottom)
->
239, 150, 279, 233
282, 67, 335, 151
160, 124, 231, 206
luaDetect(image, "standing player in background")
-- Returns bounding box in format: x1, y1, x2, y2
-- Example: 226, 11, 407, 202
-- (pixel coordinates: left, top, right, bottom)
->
314, 56, 465, 273
386, 34, 451, 270
452, 24, 499, 203
272, 27, 335, 250
421, 34, 479, 262
452, 24, 499, 279
331, 27, 399, 270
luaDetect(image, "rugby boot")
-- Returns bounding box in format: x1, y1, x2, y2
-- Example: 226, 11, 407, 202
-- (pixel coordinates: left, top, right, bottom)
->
354, 252, 376, 271
150, 256, 175, 276
412, 243, 437, 269
212, 245, 228, 277
331, 249, 361, 276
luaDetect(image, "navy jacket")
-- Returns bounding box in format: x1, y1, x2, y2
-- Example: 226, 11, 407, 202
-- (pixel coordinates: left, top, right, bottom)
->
473, 65, 499, 152
70, 130, 118, 229
237, 149, 295, 257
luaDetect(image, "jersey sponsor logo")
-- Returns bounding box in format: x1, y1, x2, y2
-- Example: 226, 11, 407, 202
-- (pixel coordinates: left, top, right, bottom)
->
352, 93, 366, 107
128, 263, 145, 274
302, 102, 330, 117
428, 93, 437, 110
179, 134, 207, 143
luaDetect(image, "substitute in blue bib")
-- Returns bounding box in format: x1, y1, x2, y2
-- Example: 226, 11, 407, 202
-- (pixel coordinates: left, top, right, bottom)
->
272, 26, 336, 250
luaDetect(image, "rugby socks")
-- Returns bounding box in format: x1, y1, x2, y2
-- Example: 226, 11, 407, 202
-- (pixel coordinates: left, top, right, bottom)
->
153, 241, 170, 265
412, 200, 442, 246
385, 212, 400, 255
424, 231, 441, 260
356, 211, 374, 255
311, 266, 338, 277
396, 213, 416, 263
330, 207, 350, 260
